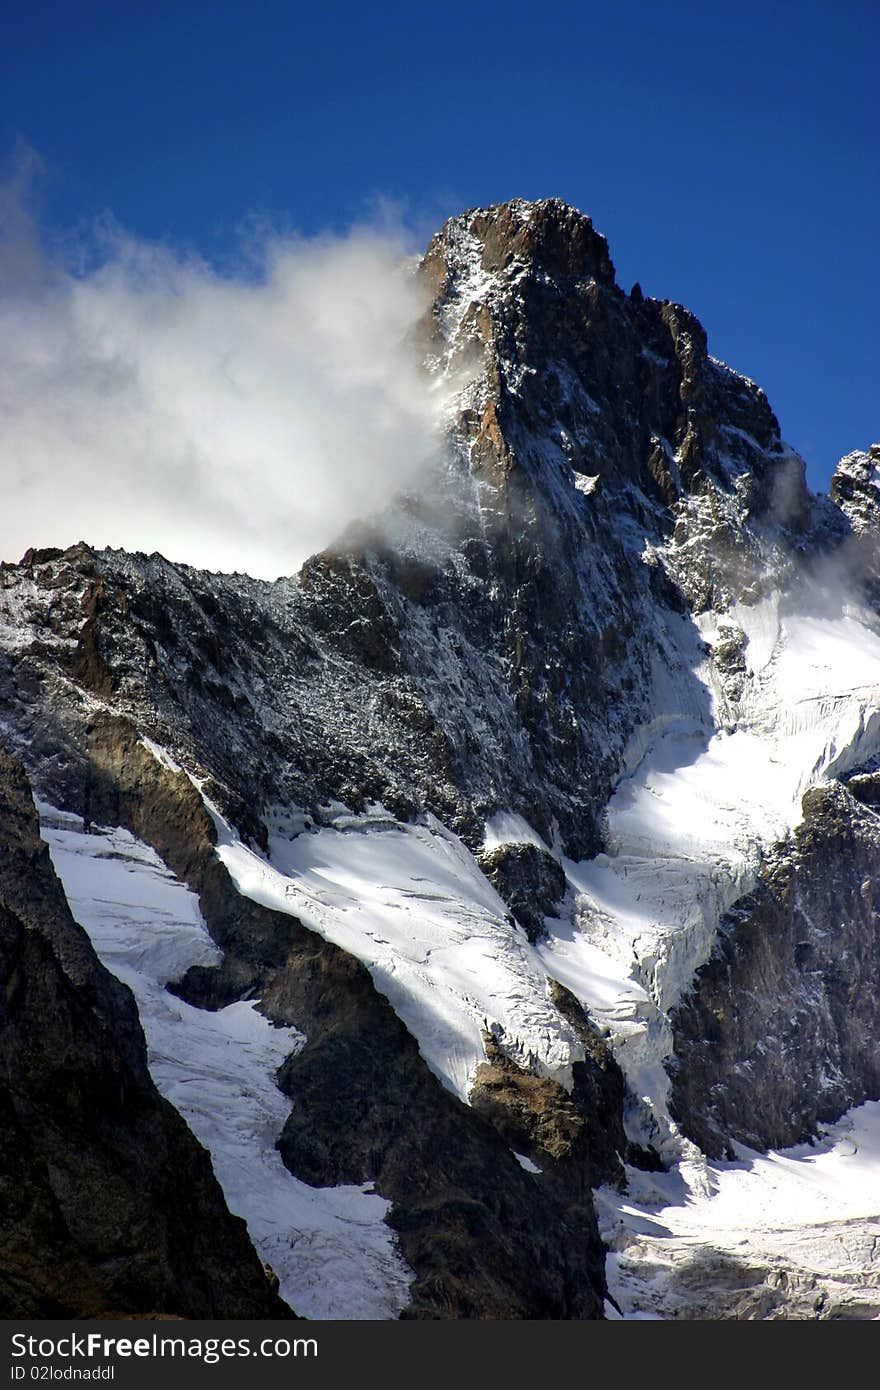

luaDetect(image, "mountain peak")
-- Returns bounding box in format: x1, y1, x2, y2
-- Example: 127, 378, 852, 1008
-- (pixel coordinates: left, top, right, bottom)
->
426, 197, 617, 290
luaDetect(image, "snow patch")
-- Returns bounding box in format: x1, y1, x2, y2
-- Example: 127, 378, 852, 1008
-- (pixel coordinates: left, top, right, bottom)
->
572, 472, 600, 497
138, 735, 183, 774
482, 811, 549, 852
512, 1152, 542, 1174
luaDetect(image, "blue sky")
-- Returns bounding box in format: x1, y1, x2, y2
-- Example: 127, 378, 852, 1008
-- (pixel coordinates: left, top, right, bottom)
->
2, 0, 876, 489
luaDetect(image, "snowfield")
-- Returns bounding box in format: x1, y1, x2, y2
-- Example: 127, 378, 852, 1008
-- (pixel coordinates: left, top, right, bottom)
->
39, 805, 413, 1320
213, 801, 584, 1101
210, 589, 880, 1133
600, 1100, 880, 1319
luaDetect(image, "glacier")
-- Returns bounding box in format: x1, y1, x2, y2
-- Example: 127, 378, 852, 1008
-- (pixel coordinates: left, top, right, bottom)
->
39, 804, 413, 1320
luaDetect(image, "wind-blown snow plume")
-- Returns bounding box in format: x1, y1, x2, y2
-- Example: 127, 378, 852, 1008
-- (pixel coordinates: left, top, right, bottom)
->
0, 171, 438, 579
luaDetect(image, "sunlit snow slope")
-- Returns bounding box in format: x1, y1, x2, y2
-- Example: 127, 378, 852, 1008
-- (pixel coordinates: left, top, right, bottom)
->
532, 589, 880, 1150
8, 198, 880, 1321
126, 584, 880, 1320
211, 801, 584, 1101
193, 585, 880, 1321
39, 805, 413, 1320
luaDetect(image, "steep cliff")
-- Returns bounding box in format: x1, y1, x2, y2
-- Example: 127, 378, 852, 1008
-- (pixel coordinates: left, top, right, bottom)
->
669, 780, 880, 1155
0, 743, 291, 1318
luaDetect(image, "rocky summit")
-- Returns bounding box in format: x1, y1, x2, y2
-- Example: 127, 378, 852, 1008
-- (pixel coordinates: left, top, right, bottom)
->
2, 198, 880, 1319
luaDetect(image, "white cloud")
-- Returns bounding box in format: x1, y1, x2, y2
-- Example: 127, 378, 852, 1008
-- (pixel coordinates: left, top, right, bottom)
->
0, 180, 439, 579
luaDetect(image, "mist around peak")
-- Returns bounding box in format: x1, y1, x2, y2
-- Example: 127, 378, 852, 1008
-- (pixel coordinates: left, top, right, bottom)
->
0, 156, 442, 580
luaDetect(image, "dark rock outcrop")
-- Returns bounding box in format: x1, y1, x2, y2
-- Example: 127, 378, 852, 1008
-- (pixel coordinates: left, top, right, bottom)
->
830, 444, 880, 536
477, 842, 567, 940
0, 744, 293, 1319
669, 781, 880, 1155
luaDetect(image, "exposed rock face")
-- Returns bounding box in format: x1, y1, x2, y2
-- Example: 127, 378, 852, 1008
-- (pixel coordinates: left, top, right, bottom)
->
830, 444, 880, 535
669, 781, 880, 1155
470, 977, 642, 1195
477, 842, 566, 940
0, 744, 292, 1319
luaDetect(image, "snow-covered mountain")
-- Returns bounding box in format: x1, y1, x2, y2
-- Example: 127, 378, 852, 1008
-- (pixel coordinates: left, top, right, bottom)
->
2, 198, 879, 1319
